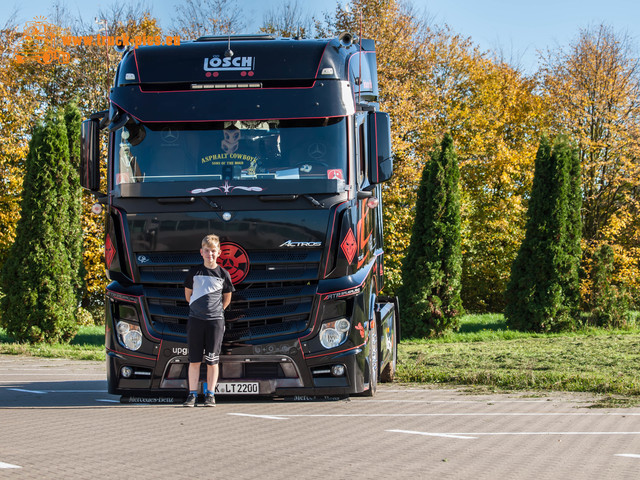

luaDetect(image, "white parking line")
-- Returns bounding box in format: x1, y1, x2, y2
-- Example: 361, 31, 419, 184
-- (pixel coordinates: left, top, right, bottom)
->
0, 461, 21, 469
615, 454, 640, 458
276, 412, 640, 417
48, 390, 107, 393
228, 413, 289, 420
387, 429, 477, 439
6, 389, 107, 394
8, 388, 47, 394
364, 399, 552, 404
388, 430, 640, 439
0, 374, 101, 376
460, 432, 640, 436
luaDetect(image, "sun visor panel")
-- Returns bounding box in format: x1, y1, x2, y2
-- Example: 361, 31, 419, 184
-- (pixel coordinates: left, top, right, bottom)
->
111, 81, 355, 122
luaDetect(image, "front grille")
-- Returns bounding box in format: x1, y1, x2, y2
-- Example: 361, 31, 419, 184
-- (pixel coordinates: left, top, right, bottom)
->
138, 250, 321, 341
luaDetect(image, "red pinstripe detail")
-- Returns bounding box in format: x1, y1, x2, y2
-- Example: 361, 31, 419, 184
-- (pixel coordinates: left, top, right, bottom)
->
299, 297, 323, 342
107, 347, 156, 361
111, 209, 134, 282
129, 39, 333, 94
303, 342, 365, 360
323, 201, 348, 277
132, 82, 320, 94
106, 289, 161, 342
313, 41, 332, 78
318, 256, 379, 297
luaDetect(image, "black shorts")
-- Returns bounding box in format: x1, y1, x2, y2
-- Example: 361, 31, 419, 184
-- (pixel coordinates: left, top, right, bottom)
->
187, 317, 225, 365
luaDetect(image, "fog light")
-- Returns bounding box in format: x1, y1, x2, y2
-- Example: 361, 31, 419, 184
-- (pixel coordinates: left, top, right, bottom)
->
331, 364, 345, 376
121, 366, 133, 378
116, 321, 143, 351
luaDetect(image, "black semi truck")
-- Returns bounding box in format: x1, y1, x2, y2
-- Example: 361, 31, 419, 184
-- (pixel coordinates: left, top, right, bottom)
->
81, 34, 398, 399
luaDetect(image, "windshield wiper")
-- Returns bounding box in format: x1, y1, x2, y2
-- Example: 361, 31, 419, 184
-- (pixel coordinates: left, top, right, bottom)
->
199, 196, 221, 210
259, 195, 298, 202
257, 194, 324, 208
303, 194, 324, 208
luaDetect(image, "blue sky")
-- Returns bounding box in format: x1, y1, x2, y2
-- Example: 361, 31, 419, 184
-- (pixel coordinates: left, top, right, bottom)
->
3, 0, 639, 72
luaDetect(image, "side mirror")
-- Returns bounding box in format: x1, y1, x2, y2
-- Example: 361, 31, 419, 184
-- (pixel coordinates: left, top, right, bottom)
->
367, 111, 393, 184
80, 118, 101, 192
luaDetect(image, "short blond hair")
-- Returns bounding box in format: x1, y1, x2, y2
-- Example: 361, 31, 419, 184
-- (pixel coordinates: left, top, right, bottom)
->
202, 234, 221, 250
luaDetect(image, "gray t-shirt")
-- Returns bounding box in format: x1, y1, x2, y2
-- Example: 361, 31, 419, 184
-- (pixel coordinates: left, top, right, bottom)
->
184, 264, 235, 321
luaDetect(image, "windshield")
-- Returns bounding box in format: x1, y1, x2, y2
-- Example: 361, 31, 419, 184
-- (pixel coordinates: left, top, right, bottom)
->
114, 117, 347, 184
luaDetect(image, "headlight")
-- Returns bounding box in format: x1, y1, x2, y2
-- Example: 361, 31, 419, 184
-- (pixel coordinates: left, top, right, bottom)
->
116, 321, 143, 351
319, 319, 350, 349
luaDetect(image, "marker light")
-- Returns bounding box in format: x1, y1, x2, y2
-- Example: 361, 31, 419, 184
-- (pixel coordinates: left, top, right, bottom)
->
116, 321, 143, 351
91, 203, 103, 215
319, 319, 351, 349
366, 197, 379, 209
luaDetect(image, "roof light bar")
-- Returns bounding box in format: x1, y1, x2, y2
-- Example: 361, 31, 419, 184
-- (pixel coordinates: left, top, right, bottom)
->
191, 83, 262, 90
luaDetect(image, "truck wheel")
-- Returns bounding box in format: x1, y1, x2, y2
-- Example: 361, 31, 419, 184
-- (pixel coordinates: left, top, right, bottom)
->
379, 311, 397, 383
363, 320, 378, 397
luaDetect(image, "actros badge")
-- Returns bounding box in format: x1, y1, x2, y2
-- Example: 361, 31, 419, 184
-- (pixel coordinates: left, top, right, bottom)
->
280, 240, 322, 248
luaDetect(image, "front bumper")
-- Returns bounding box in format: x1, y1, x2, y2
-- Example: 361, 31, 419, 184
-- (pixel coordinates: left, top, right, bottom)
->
107, 338, 367, 398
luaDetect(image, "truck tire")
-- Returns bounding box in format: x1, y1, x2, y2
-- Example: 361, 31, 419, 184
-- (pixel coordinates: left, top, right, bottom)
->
379, 310, 397, 383
363, 320, 378, 397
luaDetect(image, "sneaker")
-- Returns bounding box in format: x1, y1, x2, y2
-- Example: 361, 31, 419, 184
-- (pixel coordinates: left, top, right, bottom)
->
182, 393, 197, 407
203, 393, 216, 407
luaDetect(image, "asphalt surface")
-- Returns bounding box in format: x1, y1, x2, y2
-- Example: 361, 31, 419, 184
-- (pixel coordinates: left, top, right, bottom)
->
2, 354, 640, 479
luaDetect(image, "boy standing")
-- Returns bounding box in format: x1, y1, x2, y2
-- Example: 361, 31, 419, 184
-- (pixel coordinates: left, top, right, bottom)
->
183, 234, 235, 407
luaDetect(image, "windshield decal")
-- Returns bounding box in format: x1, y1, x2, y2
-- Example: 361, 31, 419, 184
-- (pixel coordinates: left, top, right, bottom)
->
327, 169, 344, 180
190, 181, 264, 195
114, 117, 346, 186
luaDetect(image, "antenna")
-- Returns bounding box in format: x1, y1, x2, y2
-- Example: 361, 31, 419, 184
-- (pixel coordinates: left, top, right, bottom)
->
358, 9, 363, 104
95, 17, 110, 103
224, 34, 233, 57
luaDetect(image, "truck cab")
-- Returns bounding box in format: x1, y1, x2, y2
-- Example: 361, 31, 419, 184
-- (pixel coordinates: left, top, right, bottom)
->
81, 34, 398, 399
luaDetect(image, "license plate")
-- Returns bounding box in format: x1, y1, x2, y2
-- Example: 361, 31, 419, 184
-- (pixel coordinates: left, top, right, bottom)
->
215, 382, 259, 394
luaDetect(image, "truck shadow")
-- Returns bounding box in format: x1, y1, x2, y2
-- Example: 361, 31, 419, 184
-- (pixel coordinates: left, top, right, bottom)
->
0, 380, 347, 408
0, 379, 116, 408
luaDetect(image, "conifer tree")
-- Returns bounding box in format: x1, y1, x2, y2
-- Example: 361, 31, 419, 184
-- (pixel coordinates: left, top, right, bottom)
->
0, 111, 78, 343
399, 133, 463, 338
563, 142, 582, 317
63, 102, 86, 303
586, 243, 631, 327
505, 136, 581, 332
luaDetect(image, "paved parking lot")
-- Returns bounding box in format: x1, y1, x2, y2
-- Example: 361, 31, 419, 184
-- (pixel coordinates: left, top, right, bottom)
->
2, 354, 640, 479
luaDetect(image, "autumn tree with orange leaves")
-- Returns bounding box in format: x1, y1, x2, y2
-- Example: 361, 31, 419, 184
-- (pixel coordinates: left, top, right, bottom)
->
540, 24, 640, 309
331, 0, 545, 314
2, 2, 639, 333
0, 5, 164, 322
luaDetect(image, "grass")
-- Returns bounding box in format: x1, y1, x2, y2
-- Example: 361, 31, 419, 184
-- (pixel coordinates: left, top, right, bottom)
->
0, 325, 105, 361
397, 313, 640, 404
